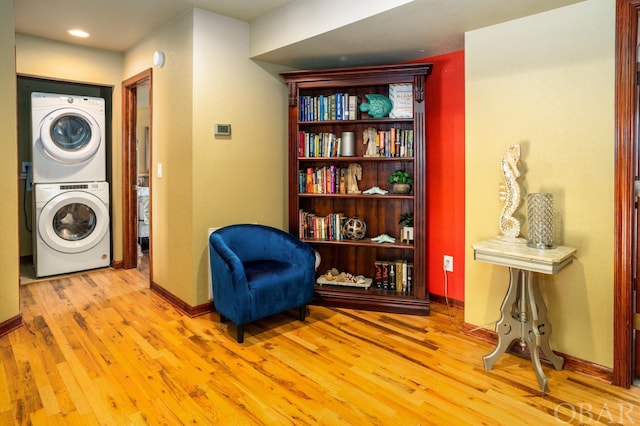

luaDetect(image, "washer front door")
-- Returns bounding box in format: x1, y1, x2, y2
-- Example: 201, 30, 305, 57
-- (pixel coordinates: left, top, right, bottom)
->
39, 107, 101, 164
38, 191, 109, 253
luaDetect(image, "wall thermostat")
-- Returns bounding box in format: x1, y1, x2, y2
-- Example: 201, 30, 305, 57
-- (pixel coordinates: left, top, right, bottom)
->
214, 123, 231, 136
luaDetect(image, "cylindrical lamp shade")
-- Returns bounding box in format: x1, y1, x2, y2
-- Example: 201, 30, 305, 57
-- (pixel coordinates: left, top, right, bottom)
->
340, 132, 355, 156
527, 193, 554, 249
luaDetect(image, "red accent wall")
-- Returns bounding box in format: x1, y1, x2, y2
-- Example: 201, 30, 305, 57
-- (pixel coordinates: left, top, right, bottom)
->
414, 51, 465, 302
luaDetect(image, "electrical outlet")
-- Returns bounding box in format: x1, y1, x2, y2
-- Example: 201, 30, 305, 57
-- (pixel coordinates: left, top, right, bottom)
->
443, 255, 453, 272
21, 162, 33, 191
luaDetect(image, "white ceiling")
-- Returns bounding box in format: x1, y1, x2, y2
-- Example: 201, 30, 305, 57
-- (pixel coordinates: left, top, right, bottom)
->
14, 0, 586, 69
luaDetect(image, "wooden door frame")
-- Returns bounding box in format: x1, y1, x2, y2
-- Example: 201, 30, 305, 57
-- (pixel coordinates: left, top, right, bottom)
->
122, 69, 152, 272
614, 0, 639, 388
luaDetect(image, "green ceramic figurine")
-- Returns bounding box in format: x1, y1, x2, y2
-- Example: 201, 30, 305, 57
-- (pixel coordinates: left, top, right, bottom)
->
359, 94, 393, 118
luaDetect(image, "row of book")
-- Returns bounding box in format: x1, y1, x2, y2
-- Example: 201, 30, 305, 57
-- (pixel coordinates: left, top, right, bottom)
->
298, 131, 341, 158
299, 166, 348, 194
298, 128, 414, 158
298, 210, 346, 241
299, 93, 357, 122
368, 128, 414, 158
375, 260, 414, 294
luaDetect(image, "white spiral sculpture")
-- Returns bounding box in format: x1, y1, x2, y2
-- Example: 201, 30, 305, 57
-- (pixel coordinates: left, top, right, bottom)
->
498, 144, 522, 240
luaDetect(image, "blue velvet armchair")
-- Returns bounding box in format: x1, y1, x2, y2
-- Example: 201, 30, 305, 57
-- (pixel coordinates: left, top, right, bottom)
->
208, 224, 316, 343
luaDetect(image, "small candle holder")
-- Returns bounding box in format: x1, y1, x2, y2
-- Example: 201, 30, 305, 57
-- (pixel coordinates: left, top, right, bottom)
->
527, 193, 554, 249
340, 131, 355, 157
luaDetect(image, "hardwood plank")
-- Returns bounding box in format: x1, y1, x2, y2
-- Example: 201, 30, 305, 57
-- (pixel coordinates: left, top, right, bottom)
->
0, 268, 639, 424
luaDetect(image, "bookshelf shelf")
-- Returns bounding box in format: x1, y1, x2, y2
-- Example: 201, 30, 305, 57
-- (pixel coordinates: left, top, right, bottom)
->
299, 156, 414, 162
299, 118, 414, 125
298, 193, 413, 200
301, 238, 414, 250
282, 63, 432, 316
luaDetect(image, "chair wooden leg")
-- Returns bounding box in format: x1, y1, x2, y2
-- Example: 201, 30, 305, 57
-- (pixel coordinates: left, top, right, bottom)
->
236, 324, 244, 343
299, 305, 307, 321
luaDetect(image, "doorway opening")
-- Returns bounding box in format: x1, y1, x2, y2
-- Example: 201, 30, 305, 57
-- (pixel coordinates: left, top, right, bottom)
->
122, 69, 152, 279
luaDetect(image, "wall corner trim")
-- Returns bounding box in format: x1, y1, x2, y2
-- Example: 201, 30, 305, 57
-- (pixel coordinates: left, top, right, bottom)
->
0, 314, 23, 338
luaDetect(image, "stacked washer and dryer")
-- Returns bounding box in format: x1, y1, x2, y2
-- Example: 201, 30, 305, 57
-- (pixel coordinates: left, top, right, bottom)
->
31, 92, 110, 277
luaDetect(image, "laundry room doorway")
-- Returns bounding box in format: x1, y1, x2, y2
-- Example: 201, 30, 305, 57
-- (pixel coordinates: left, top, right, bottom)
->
122, 69, 152, 279
16, 76, 113, 281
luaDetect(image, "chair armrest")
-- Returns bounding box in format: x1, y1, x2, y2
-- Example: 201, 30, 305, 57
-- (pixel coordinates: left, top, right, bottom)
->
210, 234, 246, 285
209, 233, 252, 323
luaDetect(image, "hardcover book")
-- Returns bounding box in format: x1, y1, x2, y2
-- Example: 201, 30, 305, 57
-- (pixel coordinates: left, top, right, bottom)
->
382, 262, 389, 290
389, 83, 413, 119
406, 263, 413, 294
395, 260, 405, 292
374, 261, 383, 288
349, 96, 357, 120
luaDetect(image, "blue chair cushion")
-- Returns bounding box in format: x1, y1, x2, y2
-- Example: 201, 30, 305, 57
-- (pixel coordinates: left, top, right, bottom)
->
244, 259, 308, 320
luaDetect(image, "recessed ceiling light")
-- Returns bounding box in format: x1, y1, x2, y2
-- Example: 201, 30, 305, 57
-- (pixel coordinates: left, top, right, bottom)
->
68, 29, 90, 38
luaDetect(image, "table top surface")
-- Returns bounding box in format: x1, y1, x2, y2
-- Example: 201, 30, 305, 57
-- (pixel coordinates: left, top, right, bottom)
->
472, 238, 576, 273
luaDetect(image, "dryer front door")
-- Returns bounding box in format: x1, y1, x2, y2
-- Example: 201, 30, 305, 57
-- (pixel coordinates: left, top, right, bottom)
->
38, 191, 109, 254
39, 108, 101, 164
31, 92, 107, 183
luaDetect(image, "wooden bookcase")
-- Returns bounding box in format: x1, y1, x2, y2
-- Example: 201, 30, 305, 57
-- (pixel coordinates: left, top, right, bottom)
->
281, 63, 432, 315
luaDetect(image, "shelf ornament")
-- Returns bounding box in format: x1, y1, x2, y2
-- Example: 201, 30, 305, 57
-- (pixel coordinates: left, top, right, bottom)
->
497, 144, 524, 241
359, 94, 393, 118
398, 212, 414, 244
342, 217, 366, 240
371, 234, 396, 244
363, 186, 388, 195
388, 169, 412, 194
363, 126, 379, 157
317, 268, 372, 289
347, 163, 362, 194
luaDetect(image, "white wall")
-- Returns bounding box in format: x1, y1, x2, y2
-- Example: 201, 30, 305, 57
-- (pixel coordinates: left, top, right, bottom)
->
465, 0, 615, 366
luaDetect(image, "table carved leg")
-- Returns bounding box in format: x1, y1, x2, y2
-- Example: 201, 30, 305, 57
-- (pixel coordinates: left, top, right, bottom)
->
482, 267, 564, 393
483, 267, 522, 370
528, 273, 565, 371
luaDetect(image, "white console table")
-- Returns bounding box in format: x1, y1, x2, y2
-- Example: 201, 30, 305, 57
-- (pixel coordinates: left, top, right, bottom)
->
472, 238, 576, 392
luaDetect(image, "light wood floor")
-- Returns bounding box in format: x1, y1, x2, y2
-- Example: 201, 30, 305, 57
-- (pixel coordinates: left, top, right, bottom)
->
1, 268, 639, 425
